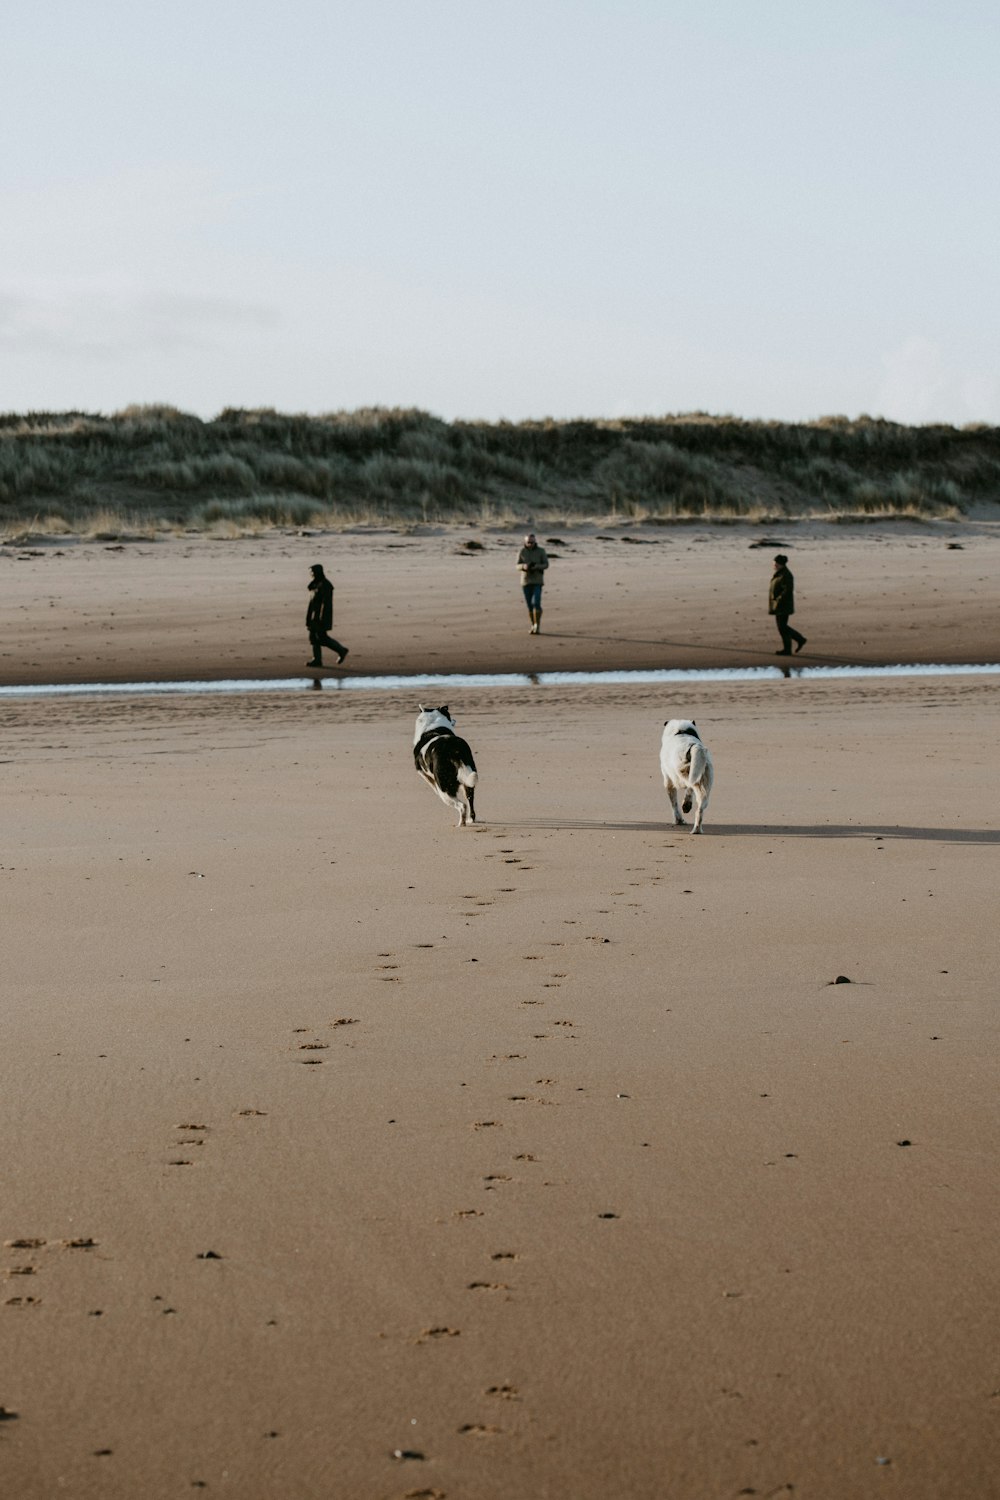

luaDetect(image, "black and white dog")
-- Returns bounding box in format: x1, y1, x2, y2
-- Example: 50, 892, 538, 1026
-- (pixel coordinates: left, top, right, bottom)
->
413, 705, 479, 826
660, 718, 714, 834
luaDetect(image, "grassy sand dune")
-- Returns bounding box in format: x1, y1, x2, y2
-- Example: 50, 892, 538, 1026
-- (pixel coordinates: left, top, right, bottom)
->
3, 406, 1000, 538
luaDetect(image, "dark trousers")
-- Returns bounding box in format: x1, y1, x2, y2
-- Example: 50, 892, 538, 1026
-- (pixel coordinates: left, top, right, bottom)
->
309, 628, 346, 663
774, 613, 805, 653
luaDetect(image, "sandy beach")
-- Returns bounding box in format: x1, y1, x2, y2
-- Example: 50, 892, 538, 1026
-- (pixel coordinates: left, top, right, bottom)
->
2, 525, 999, 1498
1, 517, 998, 685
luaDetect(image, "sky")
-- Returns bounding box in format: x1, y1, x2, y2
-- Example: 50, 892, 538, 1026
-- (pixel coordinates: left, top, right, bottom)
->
3, 0, 998, 423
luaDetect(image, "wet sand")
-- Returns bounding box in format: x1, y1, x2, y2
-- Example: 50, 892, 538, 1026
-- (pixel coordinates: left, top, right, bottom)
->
2, 530, 999, 1498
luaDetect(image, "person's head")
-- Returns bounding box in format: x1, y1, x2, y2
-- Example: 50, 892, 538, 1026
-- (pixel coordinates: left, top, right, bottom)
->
310, 563, 326, 580
773, 554, 788, 569
524, 533, 536, 548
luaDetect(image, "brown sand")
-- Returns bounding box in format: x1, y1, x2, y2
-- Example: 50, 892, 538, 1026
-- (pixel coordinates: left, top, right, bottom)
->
1, 528, 998, 1498
1, 517, 998, 685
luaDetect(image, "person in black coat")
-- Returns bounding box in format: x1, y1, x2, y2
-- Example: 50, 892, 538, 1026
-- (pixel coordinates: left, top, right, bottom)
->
306, 564, 348, 667
768, 554, 806, 655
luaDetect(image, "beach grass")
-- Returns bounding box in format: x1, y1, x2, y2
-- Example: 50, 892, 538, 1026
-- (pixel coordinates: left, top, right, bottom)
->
0, 405, 994, 535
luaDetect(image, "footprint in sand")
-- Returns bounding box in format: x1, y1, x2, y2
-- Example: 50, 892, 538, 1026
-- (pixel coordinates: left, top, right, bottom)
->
415, 1326, 460, 1344
486, 1383, 520, 1400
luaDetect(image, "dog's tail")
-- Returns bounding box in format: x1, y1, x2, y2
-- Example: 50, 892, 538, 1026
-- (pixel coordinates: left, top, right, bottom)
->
458, 765, 478, 788
687, 744, 709, 783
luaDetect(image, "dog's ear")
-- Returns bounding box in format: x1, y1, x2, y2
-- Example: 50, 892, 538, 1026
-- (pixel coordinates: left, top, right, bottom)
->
439, 704, 450, 718
418, 703, 426, 713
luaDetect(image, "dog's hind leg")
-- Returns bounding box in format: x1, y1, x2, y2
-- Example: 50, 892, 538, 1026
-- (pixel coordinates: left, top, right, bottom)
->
465, 785, 476, 824
690, 779, 711, 833
665, 779, 686, 826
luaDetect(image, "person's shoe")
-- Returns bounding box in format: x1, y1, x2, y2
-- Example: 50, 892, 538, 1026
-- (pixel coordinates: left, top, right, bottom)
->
337, 648, 349, 665
306, 659, 323, 667
775, 649, 792, 656
793, 638, 807, 653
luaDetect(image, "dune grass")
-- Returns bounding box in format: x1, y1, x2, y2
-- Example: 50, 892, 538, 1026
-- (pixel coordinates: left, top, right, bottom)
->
0, 406, 995, 535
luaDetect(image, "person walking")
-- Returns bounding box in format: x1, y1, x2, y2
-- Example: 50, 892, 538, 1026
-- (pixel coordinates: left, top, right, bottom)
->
768, 554, 806, 655
306, 563, 349, 667
517, 532, 549, 634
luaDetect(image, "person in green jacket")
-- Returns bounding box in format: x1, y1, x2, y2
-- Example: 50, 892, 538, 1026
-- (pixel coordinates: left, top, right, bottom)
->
517, 533, 549, 634
768, 554, 806, 656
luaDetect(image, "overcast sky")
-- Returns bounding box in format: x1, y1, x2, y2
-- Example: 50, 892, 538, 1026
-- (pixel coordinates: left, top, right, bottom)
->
4, 0, 997, 423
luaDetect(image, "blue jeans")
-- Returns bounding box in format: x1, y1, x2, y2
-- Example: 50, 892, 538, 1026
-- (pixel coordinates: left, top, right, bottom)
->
522, 583, 543, 612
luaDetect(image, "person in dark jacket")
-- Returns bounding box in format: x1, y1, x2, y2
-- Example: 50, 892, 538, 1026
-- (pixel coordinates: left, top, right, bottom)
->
517, 532, 549, 634
306, 564, 348, 667
768, 554, 806, 655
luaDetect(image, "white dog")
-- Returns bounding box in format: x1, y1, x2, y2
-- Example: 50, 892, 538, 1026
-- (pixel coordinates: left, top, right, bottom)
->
660, 718, 714, 834
413, 705, 479, 826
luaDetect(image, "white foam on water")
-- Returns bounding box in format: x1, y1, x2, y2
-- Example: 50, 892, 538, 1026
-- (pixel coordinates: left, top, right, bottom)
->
1, 663, 998, 698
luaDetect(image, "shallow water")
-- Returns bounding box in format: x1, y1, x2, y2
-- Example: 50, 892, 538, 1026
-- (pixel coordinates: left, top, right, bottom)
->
1, 662, 998, 698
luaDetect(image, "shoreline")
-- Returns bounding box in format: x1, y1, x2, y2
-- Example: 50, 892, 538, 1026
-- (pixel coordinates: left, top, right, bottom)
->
3, 657, 1000, 697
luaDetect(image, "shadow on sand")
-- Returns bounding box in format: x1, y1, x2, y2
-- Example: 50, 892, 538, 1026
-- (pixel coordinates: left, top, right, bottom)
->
541, 631, 862, 666
498, 819, 1000, 844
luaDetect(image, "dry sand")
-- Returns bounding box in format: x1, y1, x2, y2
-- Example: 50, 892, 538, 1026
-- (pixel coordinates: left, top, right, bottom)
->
1, 516, 998, 684
1, 525, 998, 1498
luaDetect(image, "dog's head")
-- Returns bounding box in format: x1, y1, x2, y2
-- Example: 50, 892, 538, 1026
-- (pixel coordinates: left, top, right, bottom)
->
663, 718, 699, 739
415, 704, 456, 742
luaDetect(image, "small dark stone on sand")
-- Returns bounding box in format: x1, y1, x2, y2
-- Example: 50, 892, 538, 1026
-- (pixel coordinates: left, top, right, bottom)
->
598, 1212, 619, 1219
0, 1408, 19, 1422
392, 1448, 426, 1461
833, 975, 852, 984
897, 1139, 912, 1147
196, 1251, 223, 1259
